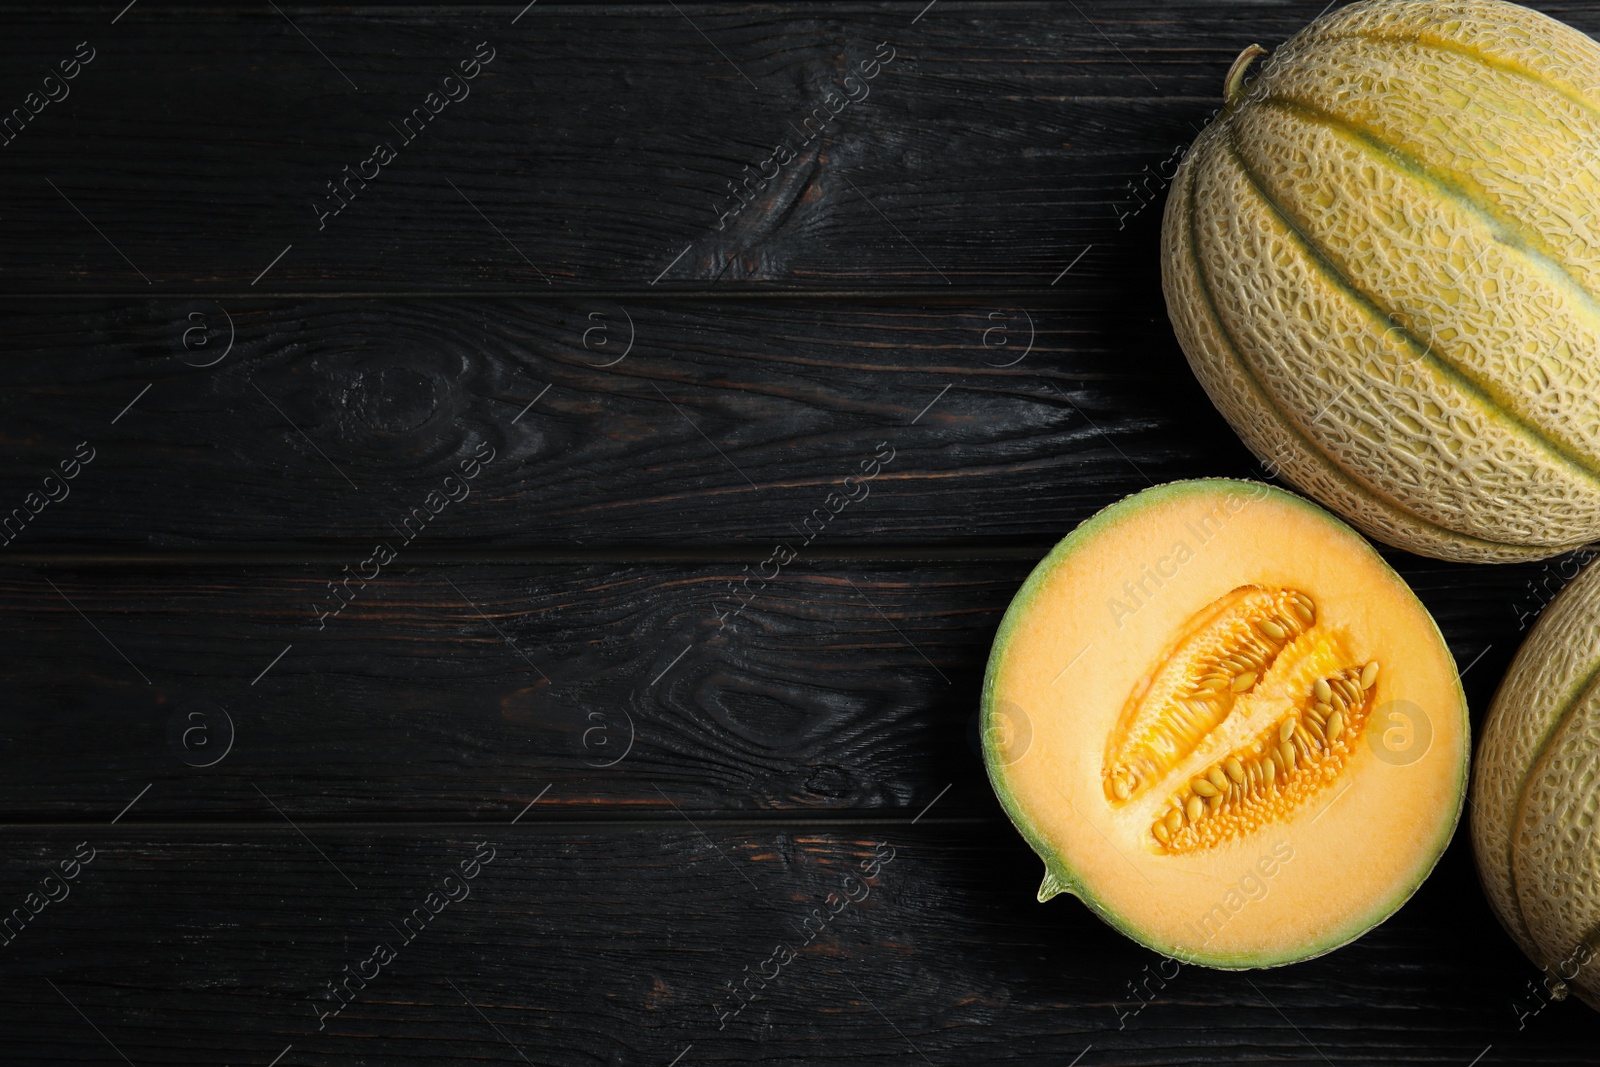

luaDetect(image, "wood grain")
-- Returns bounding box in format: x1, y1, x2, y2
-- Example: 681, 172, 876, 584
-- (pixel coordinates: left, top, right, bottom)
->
0, 560, 1017, 820
0, 556, 1535, 821
0, 295, 1233, 549
0, 825, 1585, 1067
4, 2, 1597, 1062
7, 1, 1595, 290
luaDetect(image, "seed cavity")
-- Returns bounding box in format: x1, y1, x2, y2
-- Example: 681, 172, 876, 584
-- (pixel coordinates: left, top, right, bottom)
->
1149, 663, 1377, 853
1103, 585, 1377, 853
1102, 586, 1316, 805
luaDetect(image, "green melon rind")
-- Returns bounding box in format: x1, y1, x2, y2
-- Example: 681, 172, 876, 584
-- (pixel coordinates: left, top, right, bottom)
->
980, 478, 1469, 970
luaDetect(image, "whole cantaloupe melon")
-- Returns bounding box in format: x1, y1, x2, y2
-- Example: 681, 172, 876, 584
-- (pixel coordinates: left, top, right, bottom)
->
1162, 0, 1600, 563
1474, 559, 1600, 1009
983, 480, 1467, 967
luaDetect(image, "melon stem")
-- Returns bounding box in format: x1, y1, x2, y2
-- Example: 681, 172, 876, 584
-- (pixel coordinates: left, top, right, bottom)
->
1224, 44, 1269, 106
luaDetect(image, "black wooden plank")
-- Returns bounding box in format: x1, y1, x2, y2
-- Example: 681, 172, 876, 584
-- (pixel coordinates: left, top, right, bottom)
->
0, 823, 1585, 1066
5, 1, 1599, 1057
0, 552, 1552, 820
11, 0, 1597, 289
0, 295, 1234, 549
0, 560, 1014, 820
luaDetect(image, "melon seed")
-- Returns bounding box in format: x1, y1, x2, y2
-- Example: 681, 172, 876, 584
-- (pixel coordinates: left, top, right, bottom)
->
1102, 588, 1316, 809
1100, 584, 1365, 856
1361, 661, 1379, 689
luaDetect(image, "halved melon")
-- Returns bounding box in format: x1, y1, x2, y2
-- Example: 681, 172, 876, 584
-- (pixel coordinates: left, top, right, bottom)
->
982, 479, 1468, 967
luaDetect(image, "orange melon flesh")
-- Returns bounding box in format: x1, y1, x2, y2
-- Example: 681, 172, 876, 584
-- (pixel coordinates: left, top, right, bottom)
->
982, 480, 1467, 967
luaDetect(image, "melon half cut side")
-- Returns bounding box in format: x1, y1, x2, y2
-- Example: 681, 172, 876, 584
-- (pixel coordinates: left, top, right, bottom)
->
982, 480, 1468, 967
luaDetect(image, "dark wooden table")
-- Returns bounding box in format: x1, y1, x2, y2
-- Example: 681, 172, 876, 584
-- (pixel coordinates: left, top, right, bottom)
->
2, 1, 1595, 1063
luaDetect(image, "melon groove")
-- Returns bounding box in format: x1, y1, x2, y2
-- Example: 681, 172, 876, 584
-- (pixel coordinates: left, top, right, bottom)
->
1165, 149, 1545, 562
1162, 0, 1600, 561
1474, 559, 1600, 1007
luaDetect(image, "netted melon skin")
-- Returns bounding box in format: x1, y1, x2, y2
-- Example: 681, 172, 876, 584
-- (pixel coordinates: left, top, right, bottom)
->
1162, 0, 1600, 562
1473, 559, 1600, 1010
